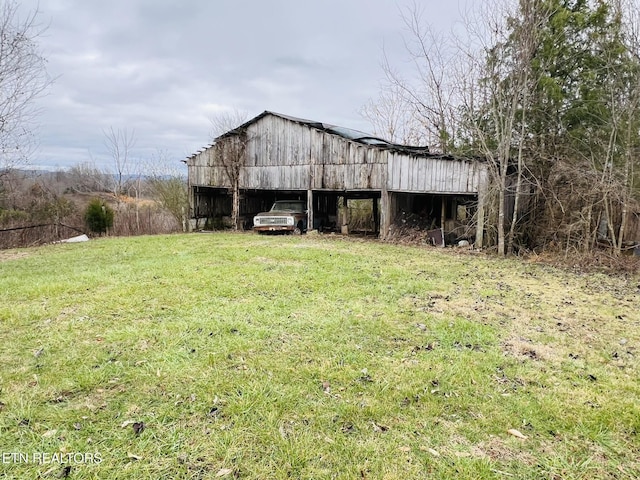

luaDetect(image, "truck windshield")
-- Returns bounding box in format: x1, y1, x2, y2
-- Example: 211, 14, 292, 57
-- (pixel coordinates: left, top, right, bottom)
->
271, 201, 304, 212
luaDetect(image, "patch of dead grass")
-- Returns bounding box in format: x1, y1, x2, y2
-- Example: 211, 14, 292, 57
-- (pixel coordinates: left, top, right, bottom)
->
419, 263, 639, 366
0, 250, 31, 262
474, 436, 538, 465
502, 338, 558, 362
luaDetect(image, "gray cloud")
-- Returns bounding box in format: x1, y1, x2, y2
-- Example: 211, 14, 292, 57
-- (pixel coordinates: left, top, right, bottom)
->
17, 0, 462, 170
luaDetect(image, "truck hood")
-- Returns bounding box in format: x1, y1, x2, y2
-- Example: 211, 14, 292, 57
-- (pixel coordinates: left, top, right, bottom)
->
255, 210, 302, 217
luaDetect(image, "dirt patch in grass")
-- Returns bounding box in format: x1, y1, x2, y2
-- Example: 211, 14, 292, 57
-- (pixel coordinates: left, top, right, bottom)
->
474, 436, 538, 465
502, 338, 557, 362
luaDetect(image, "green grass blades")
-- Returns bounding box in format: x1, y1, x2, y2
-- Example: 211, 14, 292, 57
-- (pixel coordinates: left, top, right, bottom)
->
0, 233, 639, 479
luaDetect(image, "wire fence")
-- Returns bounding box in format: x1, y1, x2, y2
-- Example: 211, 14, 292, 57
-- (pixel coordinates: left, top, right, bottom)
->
0, 223, 86, 249
0, 205, 181, 249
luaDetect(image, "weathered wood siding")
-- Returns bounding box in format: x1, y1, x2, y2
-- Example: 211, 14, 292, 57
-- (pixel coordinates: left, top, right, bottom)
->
189, 150, 225, 187
387, 153, 486, 194
188, 114, 387, 191
187, 112, 487, 195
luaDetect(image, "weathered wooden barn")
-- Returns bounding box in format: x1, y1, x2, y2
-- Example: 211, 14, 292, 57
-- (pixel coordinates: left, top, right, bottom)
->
186, 111, 489, 245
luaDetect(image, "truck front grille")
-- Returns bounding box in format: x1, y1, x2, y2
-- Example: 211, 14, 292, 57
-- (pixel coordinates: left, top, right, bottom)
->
258, 217, 289, 226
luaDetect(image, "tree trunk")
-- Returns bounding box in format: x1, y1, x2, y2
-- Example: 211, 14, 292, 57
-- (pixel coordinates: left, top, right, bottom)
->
616, 127, 634, 255
498, 170, 506, 256
604, 197, 618, 254
584, 203, 593, 253
617, 198, 628, 255
507, 108, 527, 255
231, 180, 240, 231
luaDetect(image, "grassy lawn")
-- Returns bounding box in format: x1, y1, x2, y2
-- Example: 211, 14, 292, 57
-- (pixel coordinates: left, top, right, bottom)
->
0, 233, 639, 479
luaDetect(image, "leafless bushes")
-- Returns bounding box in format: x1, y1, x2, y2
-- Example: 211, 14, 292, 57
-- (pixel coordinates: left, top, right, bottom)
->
0, 198, 180, 249
534, 160, 640, 254
0, 169, 184, 249
108, 200, 180, 237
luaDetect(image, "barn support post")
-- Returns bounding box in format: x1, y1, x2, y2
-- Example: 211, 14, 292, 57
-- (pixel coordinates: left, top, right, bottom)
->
308, 147, 315, 232
475, 175, 488, 249
341, 196, 349, 235
189, 185, 195, 221
231, 184, 240, 230
380, 190, 390, 239
379, 160, 390, 239
441, 196, 447, 231
307, 189, 314, 231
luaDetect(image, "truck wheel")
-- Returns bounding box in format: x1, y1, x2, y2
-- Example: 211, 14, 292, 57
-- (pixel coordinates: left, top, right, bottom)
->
292, 223, 303, 235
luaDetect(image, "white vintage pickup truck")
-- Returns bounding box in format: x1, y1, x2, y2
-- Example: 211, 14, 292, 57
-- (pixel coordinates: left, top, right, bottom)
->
252, 200, 308, 234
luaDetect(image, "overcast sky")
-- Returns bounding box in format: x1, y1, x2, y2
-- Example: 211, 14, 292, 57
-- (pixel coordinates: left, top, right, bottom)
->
18, 0, 466, 171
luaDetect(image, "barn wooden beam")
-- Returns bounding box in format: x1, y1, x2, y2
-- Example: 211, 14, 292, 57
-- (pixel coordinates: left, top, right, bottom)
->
341, 196, 349, 235
307, 189, 314, 231
379, 161, 390, 239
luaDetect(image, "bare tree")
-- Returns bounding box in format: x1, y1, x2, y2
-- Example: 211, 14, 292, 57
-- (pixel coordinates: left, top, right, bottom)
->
360, 83, 426, 145
210, 110, 250, 230
103, 127, 136, 198
604, 0, 640, 255
459, 1, 548, 255
210, 110, 249, 138
0, 1, 52, 174
620, 0, 640, 254
145, 149, 189, 231
368, 3, 458, 153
